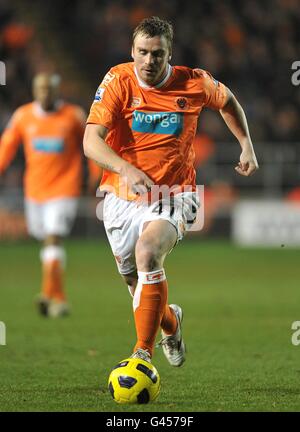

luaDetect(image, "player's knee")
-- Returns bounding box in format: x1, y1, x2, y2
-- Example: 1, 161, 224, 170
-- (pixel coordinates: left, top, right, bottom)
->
135, 238, 162, 271
123, 274, 136, 288
121, 273, 137, 297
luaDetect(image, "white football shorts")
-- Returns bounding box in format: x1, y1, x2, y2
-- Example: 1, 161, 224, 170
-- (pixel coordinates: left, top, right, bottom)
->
25, 197, 79, 240
103, 191, 200, 275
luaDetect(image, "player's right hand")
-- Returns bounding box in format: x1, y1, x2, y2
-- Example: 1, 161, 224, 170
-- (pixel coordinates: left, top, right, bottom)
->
235, 148, 259, 177
119, 162, 154, 195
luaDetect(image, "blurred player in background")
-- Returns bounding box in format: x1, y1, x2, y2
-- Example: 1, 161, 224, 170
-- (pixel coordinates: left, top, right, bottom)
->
0, 73, 101, 317
84, 17, 258, 365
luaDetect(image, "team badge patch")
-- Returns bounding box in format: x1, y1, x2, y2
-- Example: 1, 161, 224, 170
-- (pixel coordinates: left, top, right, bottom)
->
175, 97, 188, 110
131, 97, 141, 108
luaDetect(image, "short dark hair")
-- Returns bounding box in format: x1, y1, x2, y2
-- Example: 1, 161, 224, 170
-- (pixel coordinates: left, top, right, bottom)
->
132, 16, 173, 51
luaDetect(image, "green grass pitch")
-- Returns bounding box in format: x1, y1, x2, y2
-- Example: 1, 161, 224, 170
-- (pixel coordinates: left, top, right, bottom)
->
0, 238, 300, 412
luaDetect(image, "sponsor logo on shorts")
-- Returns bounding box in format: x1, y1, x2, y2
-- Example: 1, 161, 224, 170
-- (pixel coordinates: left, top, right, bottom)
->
132, 111, 183, 136
114, 255, 124, 265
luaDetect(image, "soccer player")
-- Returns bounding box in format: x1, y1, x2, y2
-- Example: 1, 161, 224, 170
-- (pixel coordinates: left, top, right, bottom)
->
0, 73, 101, 317
83, 17, 258, 365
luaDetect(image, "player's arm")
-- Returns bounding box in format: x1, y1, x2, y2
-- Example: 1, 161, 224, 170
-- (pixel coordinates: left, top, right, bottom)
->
220, 88, 259, 177
73, 106, 103, 194
83, 124, 154, 194
0, 112, 22, 176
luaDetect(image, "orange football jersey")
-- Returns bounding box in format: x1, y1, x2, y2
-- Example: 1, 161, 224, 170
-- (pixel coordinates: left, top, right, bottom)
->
0, 102, 92, 202
87, 62, 227, 200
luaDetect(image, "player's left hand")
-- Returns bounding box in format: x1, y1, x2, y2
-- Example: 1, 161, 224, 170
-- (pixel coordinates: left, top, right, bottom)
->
235, 148, 259, 177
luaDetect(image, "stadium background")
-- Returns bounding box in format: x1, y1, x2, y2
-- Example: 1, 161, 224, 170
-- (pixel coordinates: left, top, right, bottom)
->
1, 0, 300, 412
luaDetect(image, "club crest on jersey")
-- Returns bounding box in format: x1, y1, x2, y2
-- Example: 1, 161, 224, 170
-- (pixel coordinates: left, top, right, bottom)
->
94, 87, 105, 102
175, 97, 188, 110
131, 97, 141, 108
132, 111, 183, 136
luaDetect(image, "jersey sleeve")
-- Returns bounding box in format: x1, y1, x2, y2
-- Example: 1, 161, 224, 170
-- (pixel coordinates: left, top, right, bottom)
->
194, 69, 227, 110
86, 69, 123, 129
0, 108, 23, 174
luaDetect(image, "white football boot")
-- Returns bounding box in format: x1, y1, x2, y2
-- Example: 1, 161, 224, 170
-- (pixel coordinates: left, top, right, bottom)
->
130, 348, 152, 364
48, 301, 70, 318
157, 304, 186, 367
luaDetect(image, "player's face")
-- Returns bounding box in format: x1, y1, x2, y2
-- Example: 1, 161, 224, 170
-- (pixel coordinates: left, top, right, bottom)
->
33, 75, 59, 110
132, 34, 171, 86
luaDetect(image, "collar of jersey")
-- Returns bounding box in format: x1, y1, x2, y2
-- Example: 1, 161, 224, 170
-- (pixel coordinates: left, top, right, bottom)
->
134, 64, 173, 90
33, 100, 64, 117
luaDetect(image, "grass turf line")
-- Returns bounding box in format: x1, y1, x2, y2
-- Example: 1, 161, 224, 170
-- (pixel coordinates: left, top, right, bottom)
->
0, 239, 300, 411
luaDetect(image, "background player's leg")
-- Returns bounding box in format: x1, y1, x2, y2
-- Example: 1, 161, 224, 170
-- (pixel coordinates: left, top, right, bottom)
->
24, 199, 56, 316
40, 198, 78, 316
41, 234, 66, 304
132, 220, 178, 357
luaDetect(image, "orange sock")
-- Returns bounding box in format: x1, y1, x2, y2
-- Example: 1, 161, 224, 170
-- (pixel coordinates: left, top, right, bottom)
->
42, 259, 66, 302
40, 246, 66, 302
161, 304, 178, 336
133, 269, 168, 357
